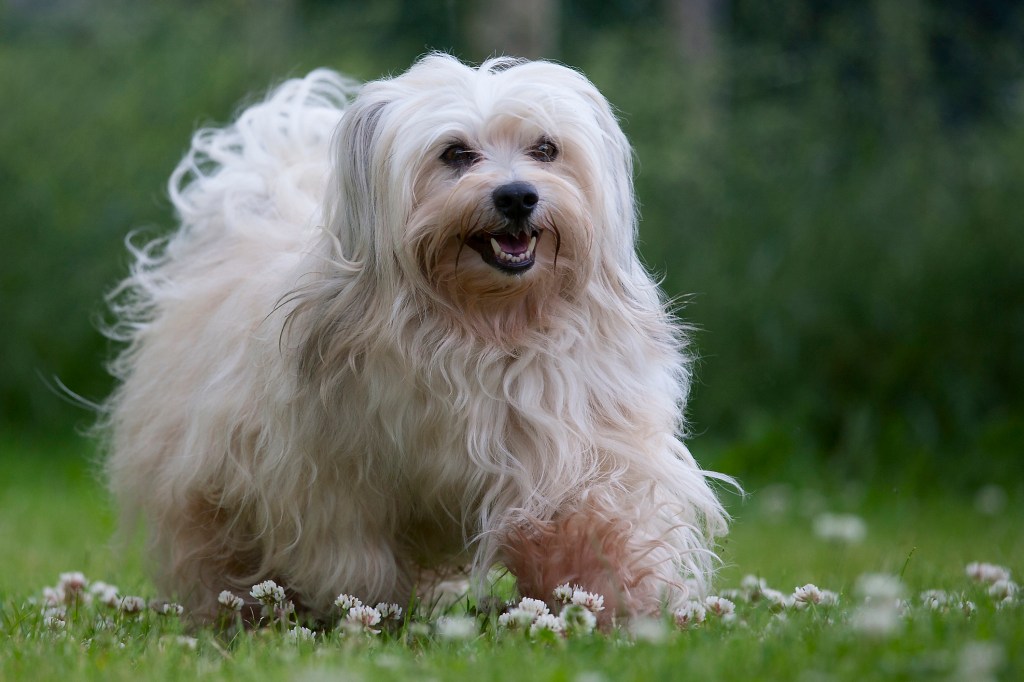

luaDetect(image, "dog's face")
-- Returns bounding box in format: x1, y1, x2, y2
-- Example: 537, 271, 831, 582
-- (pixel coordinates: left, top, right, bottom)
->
330, 55, 637, 338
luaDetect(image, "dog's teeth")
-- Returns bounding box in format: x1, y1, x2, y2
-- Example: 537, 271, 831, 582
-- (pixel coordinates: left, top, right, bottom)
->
490, 238, 501, 256
528, 235, 537, 255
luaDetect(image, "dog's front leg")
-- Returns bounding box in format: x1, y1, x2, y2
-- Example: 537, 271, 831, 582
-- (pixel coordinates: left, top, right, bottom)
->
500, 491, 702, 624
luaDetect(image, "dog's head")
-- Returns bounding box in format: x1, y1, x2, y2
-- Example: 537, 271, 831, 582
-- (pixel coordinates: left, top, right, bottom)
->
328, 54, 637, 339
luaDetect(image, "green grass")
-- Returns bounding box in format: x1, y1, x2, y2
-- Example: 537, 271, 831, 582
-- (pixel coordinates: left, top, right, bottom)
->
1, 438, 1021, 681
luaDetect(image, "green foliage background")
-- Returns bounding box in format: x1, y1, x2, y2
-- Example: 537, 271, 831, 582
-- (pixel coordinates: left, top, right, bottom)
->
2, 0, 1022, 487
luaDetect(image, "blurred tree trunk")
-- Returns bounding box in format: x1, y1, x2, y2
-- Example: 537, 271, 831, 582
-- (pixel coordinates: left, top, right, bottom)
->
468, 0, 559, 61
668, 0, 722, 135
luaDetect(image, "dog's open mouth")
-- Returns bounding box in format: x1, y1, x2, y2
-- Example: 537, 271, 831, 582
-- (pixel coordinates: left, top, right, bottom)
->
465, 229, 539, 274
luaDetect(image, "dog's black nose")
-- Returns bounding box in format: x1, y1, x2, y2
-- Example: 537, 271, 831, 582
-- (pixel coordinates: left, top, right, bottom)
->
492, 181, 539, 221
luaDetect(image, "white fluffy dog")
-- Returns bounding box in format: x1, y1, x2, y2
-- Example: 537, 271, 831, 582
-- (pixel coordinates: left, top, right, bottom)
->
102, 54, 730, 624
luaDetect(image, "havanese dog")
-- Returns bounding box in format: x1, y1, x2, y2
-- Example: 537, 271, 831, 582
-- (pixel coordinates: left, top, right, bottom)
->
102, 54, 730, 624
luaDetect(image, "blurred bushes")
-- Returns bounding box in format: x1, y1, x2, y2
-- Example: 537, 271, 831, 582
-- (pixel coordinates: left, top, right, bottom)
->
1, 0, 1021, 487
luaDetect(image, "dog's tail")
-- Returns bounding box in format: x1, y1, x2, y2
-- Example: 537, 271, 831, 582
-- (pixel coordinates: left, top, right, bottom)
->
169, 69, 359, 242
102, 70, 359, 350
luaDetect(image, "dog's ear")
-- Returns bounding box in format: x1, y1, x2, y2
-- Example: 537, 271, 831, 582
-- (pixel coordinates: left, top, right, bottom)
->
329, 98, 390, 263
559, 73, 638, 273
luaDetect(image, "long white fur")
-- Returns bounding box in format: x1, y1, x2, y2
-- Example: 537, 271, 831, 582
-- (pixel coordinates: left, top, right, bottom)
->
102, 54, 731, 622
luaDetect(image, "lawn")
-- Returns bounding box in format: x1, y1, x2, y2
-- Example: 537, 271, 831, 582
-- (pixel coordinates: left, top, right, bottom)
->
1, 437, 1020, 681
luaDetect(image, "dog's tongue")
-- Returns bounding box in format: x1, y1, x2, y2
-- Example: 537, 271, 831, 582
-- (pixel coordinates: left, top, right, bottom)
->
495, 232, 530, 255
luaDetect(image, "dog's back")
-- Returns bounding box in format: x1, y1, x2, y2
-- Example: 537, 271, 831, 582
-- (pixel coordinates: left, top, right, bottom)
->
102, 72, 358, 618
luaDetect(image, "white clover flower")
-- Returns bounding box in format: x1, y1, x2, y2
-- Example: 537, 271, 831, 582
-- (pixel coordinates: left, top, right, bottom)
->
704, 595, 736, 617
571, 589, 605, 613
88, 581, 117, 595
529, 613, 565, 638
630, 617, 670, 643
161, 603, 185, 616
813, 513, 867, 543
94, 616, 116, 631
43, 615, 66, 631
996, 596, 1017, 610
436, 615, 477, 640
987, 580, 1018, 600
741, 574, 769, 601
217, 590, 244, 612
250, 580, 286, 606
334, 593, 363, 612
560, 604, 597, 635
374, 602, 403, 620
966, 562, 1011, 584
516, 597, 550, 618
959, 600, 977, 616
287, 626, 316, 643
718, 588, 747, 603
43, 605, 67, 621
850, 604, 902, 637
58, 572, 89, 594
118, 596, 147, 615
552, 583, 575, 604
793, 584, 838, 609
90, 582, 120, 608
741, 574, 768, 592
497, 608, 537, 631
761, 588, 794, 612
673, 601, 707, 628
956, 641, 1005, 681
173, 635, 198, 650
42, 587, 65, 608
273, 600, 295, 621
974, 485, 1007, 516
917, 589, 946, 610
345, 604, 382, 634
855, 573, 905, 601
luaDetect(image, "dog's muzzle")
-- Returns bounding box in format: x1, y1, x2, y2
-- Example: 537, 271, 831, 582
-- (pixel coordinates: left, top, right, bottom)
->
464, 182, 541, 274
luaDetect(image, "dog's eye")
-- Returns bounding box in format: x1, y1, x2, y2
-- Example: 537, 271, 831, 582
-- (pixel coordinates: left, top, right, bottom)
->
440, 143, 480, 169
528, 139, 559, 163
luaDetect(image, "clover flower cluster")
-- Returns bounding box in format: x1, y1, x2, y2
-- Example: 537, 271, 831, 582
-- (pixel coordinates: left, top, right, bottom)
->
331, 593, 404, 636
812, 512, 868, 544
496, 584, 604, 639
965, 562, 1018, 609
674, 575, 840, 631
34, 572, 185, 635
29, 558, 1020, 648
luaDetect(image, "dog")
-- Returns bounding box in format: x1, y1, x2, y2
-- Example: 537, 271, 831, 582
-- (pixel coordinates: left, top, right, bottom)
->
102, 54, 730, 624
